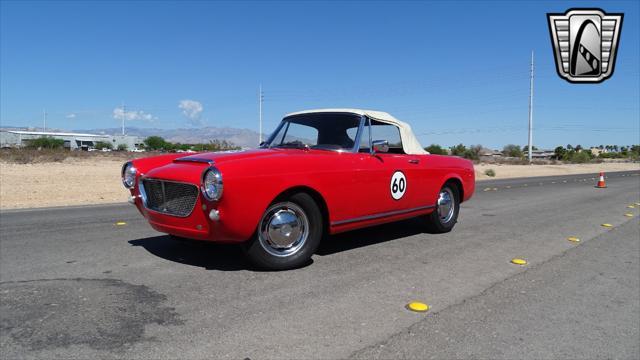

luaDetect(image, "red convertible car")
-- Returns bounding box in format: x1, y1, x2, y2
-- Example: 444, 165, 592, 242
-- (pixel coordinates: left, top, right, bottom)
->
122, 109, 475, 269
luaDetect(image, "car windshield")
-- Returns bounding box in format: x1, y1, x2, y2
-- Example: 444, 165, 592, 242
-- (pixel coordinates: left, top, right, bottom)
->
263, 113, 362, 151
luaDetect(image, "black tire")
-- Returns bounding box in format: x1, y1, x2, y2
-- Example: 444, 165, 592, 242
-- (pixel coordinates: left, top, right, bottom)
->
244, 192, 323, 270
425, 182, 460, 233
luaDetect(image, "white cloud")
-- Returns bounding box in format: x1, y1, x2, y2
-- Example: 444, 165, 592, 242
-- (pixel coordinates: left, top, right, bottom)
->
112, 106, 155, 122
178, 99, 204, 125
66, 113, 77, 119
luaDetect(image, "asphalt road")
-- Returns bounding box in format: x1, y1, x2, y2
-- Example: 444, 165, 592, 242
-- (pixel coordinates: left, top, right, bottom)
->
1, 171, 639, 359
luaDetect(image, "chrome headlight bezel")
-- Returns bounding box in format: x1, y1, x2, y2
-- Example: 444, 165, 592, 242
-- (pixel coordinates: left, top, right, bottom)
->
121, 162, 137, 189
201, 166, 223, 201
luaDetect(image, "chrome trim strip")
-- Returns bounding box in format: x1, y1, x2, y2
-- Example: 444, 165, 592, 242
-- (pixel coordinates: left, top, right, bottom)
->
331, 204, 436, 226
174, 157, 215, 165
139, 177, 200, 218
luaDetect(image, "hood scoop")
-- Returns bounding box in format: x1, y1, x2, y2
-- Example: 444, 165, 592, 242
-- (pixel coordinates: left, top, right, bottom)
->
173, 157, 215, 165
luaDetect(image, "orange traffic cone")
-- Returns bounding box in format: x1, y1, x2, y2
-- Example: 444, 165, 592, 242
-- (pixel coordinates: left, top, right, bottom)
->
595, 171, 607, 188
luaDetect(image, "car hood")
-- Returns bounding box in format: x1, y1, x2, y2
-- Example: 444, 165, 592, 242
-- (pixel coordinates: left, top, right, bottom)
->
173, 149, 283, 165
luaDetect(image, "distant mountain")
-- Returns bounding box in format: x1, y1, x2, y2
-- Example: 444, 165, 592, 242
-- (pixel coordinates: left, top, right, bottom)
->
74, 126, 261, 148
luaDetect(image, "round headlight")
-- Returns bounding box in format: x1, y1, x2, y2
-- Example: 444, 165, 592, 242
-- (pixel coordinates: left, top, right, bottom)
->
122, 162, 137, 189
201, 167, 223, 201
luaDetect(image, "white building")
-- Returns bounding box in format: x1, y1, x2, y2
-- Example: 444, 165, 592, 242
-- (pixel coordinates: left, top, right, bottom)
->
0, 130, 144, 151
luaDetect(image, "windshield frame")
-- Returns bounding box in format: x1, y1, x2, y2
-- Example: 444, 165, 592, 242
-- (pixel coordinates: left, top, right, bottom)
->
261, 112, 366, 153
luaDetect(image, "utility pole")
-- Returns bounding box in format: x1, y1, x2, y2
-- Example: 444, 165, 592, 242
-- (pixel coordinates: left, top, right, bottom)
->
258, 84, 263, 144
122, 103, 126, 136
43, 109, 47, 132
528, 50, 534, 163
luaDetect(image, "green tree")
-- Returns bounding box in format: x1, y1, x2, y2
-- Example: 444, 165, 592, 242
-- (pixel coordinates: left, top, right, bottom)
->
553, 146, 567, 160
117, 144, 128, 151
503, 144, 523, 157
462, 145, 482, 160
144, 136, 168, 150
176, 143, 191, 151
450, 143, 467, 156
425, 144, 448, 155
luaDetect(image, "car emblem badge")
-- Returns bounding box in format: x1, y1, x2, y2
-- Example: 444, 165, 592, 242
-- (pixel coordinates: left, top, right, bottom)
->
547, 8, 623, 83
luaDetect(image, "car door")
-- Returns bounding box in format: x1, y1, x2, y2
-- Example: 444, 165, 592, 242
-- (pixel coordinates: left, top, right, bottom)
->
351, 119, 421, 218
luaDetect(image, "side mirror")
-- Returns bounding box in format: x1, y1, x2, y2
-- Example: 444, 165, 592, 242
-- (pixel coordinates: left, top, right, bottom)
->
372, 140, 389, 154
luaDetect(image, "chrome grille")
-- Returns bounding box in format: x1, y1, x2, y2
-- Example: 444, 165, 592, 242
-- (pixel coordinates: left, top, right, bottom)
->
141, 179, 199, 217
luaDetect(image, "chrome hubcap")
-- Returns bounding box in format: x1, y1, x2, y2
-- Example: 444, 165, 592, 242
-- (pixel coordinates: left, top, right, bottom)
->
259, 202, 309, 257
437, 188, 455, 223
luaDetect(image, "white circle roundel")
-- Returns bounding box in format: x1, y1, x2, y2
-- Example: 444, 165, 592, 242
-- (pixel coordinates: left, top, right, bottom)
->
390, 171, 407, 200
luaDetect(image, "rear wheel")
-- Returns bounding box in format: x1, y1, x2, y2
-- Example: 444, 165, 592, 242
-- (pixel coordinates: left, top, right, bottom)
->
244, 192, 322, 270
425, 182, 460, 233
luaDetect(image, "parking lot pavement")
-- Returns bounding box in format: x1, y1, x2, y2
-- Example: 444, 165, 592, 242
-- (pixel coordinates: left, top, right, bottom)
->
1, 171, 639, 359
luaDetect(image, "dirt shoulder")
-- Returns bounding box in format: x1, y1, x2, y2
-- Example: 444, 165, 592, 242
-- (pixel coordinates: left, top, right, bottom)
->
0, 158, 127, 210
0, 158, 638, 210
475, 162, 639, 180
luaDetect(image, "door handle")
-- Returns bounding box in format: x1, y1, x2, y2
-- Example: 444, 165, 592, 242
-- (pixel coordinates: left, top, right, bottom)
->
408, 159, 420, 164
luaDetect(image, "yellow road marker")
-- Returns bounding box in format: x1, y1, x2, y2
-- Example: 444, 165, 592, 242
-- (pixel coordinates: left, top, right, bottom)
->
601, 223, 613, 228
483, 188, 492, 192
511, 258, 527, 265
624, 213, 634, 217
567, 236, 580, 243
492, 188, 498, 191
634, 202, 640, 206
628, 205, 636, 209
115, 221, 127, 226
406, 302, 430, 313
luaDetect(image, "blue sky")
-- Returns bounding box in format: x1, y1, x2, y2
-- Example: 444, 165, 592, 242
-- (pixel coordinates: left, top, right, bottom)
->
1, 0, 638, 149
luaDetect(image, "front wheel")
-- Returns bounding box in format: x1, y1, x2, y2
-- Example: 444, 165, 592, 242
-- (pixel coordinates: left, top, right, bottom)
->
425, 183, 460, 233
244, 193, 323, 270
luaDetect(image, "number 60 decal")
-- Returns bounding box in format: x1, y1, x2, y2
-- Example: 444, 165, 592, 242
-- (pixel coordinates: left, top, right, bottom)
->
390, 171, 407, 200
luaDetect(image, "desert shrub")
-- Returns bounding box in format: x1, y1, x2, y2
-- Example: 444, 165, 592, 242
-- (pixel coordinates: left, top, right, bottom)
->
0, 148, 69, 163
25, 137, 65, 149
425, 144, 448, 155
502, 144, 523, 158
569, 151, 592, 163
484, 169, 496, 177
95, 141, 112, 149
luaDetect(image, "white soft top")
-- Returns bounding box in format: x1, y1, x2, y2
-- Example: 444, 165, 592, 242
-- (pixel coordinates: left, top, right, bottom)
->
285, 108, 428, 155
